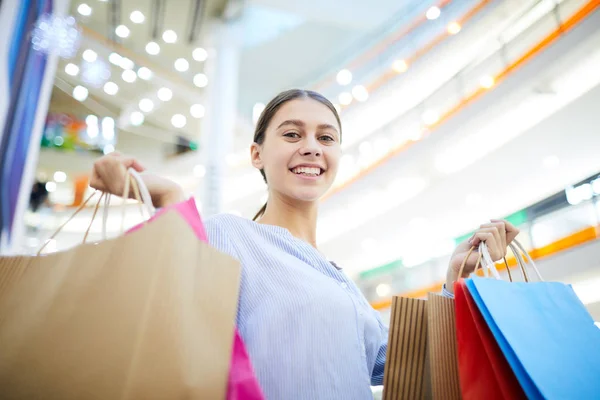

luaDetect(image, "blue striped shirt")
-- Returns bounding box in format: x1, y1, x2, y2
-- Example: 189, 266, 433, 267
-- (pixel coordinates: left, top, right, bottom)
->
205, 214, 388, 399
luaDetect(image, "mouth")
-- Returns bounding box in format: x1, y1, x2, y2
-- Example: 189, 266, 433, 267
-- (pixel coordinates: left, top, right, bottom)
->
289, 166, 325, 178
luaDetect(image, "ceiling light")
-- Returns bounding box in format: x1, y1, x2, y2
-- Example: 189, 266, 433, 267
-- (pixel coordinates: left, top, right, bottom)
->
193, 73, 208, 88
426, 6, 441, 20
376, 283, 391, 297
65, 63, 79, 76
193, 47, 208, 62
72, 85, 88, 101
422, 110, 439, 126
103, 81, 119, 95
480, 75, 495, 89
448, 22, 461, 35
102, 117, 115, 130
122, 69, 137, 83
130, 111, 144, 126
77, 3, 92, 16
108, 52, 122, 65
139, 98, 154, 113
171, 114, 187, 128
119, 57, 134, 70
392, 59, 408, 73
137, 67, 152, 80
174, 58, 189, 72
190, 104, 205, 119
336, 69, 352, 86
145, 41, 160, 55
543, 155, 560, 168
130, 10, 145, 24
352, 85, 369, 102
115, 25, 130, 38
45, 181, 57, 192
338, 92, 352, 106
53, 171, 67, 183
103, 144, 115, 155
162, 30, 177, 43
157, 87, 173, 101
82, 49, 97, 62
85, 115, 98, 126
194, 164, 206, 178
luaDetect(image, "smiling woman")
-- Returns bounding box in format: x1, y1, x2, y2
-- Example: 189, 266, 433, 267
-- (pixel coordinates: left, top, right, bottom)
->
249, 89, 342, 221
89, 88, 518, 400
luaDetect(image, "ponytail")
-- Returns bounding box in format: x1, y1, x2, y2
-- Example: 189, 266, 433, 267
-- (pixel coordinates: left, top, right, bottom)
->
253, 202, 267, 221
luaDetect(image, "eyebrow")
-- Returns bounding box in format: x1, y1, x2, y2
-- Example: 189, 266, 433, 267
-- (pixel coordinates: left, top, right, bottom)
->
277, 119, 339, 134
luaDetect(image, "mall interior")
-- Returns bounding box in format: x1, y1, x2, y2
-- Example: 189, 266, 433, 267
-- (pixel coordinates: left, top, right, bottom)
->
1, 0, 600, 398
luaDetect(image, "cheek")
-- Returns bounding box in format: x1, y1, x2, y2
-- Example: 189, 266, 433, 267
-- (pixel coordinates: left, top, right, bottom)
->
263, 147, 293, 178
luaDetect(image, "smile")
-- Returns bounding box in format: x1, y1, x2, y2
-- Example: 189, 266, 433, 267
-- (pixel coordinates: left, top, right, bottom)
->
290, 166, 324, 177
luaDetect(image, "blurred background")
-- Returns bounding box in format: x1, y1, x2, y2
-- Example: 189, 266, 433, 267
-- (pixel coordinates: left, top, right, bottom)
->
1, 1, 599, 393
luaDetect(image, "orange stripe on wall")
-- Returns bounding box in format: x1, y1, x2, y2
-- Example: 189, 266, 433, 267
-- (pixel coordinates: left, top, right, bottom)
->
325, 0, 600, 201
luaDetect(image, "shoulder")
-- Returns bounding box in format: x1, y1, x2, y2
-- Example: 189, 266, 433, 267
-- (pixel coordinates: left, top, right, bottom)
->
203, 213, 253, 234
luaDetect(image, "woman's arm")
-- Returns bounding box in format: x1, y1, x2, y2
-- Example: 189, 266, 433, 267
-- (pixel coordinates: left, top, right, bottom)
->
90, 152, 185, 208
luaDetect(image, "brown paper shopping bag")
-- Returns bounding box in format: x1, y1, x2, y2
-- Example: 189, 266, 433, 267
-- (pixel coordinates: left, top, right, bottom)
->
383, 294, 462, 400
0, 210, 241, 400
427, 293, 462, 400
383, 297, 431, 400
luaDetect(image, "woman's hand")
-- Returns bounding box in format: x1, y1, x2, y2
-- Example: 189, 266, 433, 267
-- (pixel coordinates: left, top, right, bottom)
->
90, 152, 185, 208
445, 220, 520, 294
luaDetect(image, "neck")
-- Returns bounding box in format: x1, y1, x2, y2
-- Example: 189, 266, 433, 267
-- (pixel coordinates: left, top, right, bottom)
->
258, 193, 319, 248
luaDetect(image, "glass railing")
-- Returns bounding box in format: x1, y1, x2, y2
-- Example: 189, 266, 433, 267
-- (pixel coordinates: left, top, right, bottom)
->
331, 0, 590, 189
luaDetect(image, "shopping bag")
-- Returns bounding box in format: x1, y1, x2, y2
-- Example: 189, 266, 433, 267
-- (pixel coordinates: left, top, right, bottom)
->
454, 279, 526, 400
0, 209, 241, 399
427, 293, 461, 400
465, 242, 600, 399
383, 297, 431, 400
127, 197, 265, 400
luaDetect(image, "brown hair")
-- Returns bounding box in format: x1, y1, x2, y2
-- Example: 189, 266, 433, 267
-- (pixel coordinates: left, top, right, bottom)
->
252, 89, 342, 221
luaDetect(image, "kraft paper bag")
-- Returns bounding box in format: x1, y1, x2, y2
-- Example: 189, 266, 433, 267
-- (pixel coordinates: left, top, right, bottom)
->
0, 210, 241, 399
427, 293, 462, 400
383, 297, 430, 400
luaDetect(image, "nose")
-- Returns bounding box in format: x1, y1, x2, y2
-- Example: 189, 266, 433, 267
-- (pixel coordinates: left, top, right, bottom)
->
299, 136, 321, 157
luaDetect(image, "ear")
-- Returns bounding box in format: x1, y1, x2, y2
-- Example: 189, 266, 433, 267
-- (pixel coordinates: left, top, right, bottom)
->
250, 142, 263, 170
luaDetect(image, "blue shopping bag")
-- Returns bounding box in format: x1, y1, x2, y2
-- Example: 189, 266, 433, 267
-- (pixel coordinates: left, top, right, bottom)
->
466, 277, 600, 400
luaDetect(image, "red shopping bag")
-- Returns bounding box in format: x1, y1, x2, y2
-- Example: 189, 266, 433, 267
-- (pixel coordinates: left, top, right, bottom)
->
128, 197, 265, 400
455, 279, 525, 400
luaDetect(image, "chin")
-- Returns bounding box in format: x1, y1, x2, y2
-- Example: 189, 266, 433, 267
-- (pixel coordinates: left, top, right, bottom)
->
292, 186, 331, 202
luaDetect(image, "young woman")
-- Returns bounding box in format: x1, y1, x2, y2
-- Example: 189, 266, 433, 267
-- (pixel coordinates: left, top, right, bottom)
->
91, 89, 519, 399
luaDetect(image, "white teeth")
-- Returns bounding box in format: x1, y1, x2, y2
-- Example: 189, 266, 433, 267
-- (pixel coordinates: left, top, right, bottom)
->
292, 167, 321, 176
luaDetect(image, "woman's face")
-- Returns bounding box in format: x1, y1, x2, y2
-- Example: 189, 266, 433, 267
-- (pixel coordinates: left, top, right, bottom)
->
251, 98, 342, 203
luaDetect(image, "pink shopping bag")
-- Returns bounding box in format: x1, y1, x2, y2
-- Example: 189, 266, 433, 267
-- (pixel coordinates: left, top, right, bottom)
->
128, 197, 264, 400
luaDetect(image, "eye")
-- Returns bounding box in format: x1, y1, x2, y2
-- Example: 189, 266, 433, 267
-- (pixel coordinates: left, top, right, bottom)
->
319, 135, 335, 142
283, 131, 301, 139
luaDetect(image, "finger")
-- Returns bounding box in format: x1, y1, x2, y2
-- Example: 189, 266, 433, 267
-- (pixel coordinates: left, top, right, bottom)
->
472, 231, 501, 261
122, 157, 146, 172
492, 219, 520, 243
481, 222, 506, 251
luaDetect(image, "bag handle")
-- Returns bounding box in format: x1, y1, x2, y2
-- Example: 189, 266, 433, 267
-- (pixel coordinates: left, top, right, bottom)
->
457, 243, 527, 282
37, 168, 154, 255
101, 167, 155, 237
510, 240, 544, 281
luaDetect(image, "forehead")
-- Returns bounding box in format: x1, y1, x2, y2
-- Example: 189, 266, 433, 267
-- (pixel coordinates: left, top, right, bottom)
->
269, 98, 339, 130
